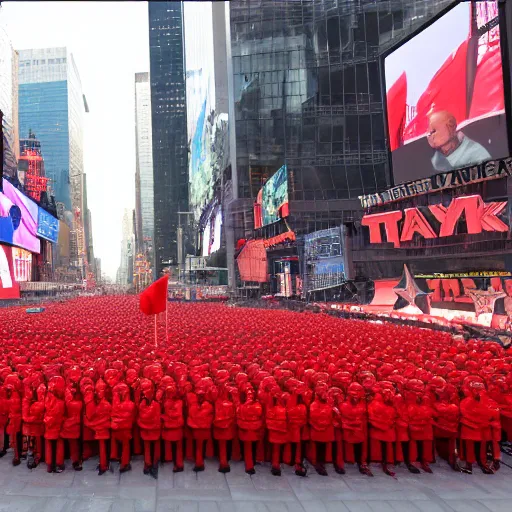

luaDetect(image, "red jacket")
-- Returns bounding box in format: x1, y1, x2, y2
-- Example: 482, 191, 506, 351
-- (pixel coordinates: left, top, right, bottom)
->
340, 400, 367, 444
44, 394, 65, 440
111, 398, 135, 432
237, 400, 263, 441
368, 398, 396, 442
22, 395, 45, 437
61, 388, 83, 439
266, 404, 288, 444
138, 399, 161, 440
309, 400, 334, 442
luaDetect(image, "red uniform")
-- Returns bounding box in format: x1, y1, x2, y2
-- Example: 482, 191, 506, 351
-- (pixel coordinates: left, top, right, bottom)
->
111, 382, 135, 472
44, 376, 66, 472
22, 383, 45, 468
161, 383, 184, 472
237, 385, 263, 474
60, 385, 83, 469
212, 373, 236, 472
138, 378, 161, 477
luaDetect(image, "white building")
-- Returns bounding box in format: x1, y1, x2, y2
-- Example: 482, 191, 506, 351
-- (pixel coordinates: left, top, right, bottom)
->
116, 208, 134, 286
134, 72, 154, 256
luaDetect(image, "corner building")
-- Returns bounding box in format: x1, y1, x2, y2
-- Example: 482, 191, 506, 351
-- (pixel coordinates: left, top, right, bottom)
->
226, 0, 453, 285
148, 2, 188, 273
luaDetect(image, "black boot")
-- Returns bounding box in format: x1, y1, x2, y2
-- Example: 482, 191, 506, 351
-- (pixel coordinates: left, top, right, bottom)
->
314, 464, 328, 476
119, 463, 132, 473
406, 463, 420, 474
271, 467, 282, 476
359, 464, 374, 477
294, 464, 307, 477
150, 465, 159, 480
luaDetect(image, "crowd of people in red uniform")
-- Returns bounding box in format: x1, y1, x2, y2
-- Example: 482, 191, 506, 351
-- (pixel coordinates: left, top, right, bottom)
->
0, 296, 510, 480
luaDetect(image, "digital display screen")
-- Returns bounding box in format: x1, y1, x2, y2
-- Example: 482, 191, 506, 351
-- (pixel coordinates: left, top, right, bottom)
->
0, 244, 20, 299
37, 207, 60, 243
384, 1, 508, 184
0, 179, 40, 254
12, 247, 32, 282
261, 165, 289, 227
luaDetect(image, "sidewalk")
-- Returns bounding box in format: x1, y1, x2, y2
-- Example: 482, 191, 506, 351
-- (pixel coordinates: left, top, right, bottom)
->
0, 453, 510, 512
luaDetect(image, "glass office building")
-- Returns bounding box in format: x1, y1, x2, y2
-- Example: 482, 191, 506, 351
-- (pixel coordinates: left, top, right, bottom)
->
134, 72, 154, 257
18, 47, 85, 213
228, 0, 453, 243
148, 1, 188, 272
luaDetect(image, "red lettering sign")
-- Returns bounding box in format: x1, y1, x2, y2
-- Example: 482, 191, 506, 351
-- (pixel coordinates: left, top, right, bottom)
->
362, 195, 508, 247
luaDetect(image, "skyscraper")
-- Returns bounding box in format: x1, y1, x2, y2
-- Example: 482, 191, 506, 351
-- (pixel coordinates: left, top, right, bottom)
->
226, 0, 453, 286
148, 1, 188, 272
134, 72, 154, 264
18, 47, 85, 213
116, 208, 134, 286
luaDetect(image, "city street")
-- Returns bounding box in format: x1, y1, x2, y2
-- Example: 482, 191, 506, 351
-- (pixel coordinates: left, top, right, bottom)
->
0, 453, 511, 512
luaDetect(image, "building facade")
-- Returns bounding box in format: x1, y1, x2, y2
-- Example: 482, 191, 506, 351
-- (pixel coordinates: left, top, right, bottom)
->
0, 27, 18, 179
148, 1, 188, 272
18, 47, 85, 213
116, 208, 135, 286
226, 0, 454, 288
134, 72, 154, 263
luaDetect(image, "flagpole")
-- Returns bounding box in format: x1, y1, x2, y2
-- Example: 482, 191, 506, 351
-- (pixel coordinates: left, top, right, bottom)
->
165, 296, 169, 344
154, 314, 158, 348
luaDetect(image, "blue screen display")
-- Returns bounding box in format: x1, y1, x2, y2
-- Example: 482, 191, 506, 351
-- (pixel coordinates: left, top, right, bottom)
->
37, 207, 59, 243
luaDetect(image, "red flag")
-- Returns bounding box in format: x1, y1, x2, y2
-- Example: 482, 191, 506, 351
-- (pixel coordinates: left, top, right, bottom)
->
139, 275, 168, 315
386, 72, 407, 151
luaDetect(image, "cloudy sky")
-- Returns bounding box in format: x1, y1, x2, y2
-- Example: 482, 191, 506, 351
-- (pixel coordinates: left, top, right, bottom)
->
1, 1, 150, 279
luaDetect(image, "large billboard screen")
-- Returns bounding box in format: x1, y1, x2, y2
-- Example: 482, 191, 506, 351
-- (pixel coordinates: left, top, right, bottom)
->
261, 165, 289, 227
0, 244, 20, 299
0, 179, 40, 254
37, 207, 60, 243
384, 1, 508, 184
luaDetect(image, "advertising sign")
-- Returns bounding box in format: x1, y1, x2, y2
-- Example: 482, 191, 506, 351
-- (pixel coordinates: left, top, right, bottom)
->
0, 244, 20, 299
259, 165, 289, 227
384, 1, 508, 184
37, 207, 59, 243
362, 194, 508, 248
12, 247, 32, 282
0, 178, 40, 254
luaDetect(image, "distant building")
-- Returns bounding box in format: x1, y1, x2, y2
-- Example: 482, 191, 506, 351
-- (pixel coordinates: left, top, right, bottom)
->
116, 208, 134, 286
134, 72, 154, 268
148, 1, 188, 271
18, 47, 86, 213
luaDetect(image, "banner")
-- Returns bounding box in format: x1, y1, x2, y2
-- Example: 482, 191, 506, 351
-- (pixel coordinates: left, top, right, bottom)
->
359, 156, 512, 209
0, 244, 20, 299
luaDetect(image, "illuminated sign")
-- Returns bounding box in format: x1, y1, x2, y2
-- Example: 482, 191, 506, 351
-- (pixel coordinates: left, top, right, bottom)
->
37, 207, 59, 243
361, 195, 508, 247
12, 247, 32, 282
416, 271, 511, 279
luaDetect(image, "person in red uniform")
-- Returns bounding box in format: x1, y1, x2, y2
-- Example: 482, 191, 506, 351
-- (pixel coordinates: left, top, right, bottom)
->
111, 382, 136, 473
80, 375, 97, 461
237, 382, 263, 474
187, 377, 215, 472
5, 374, 23, 466
459, 378, 499, 474
85, 378, 112, 475
138, 378, 161, 479
266, 388, 288, 476
368, 381, 397, 476
330, 387, 345, 475
430, 376, 459, 470
0, 371, 9, 458
212, 370, 236, 473
60, 374, 83, 471
406, 379, 435, 473
308, 382, 335, 476
284, 379, 307, 476
22, 382, 46, 469
341, 382, 372, 476
126, 368, 142, 455
161, 379, 184, 472
44, 376, 66, 473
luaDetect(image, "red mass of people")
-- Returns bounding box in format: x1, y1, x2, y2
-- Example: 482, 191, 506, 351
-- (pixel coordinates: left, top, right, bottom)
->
0, 296, 510, 480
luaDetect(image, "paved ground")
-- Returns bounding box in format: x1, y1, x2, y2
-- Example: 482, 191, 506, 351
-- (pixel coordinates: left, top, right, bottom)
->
0, 452, 512, 512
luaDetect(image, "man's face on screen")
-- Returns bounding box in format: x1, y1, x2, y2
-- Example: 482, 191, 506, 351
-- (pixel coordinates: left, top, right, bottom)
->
427, 111, 457, 150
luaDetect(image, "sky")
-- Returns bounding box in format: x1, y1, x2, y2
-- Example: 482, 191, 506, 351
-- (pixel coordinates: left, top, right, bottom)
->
0, 1, 150, 279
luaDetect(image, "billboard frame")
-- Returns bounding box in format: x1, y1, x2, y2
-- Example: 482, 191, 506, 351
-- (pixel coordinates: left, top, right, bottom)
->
380, 0, 512, 187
